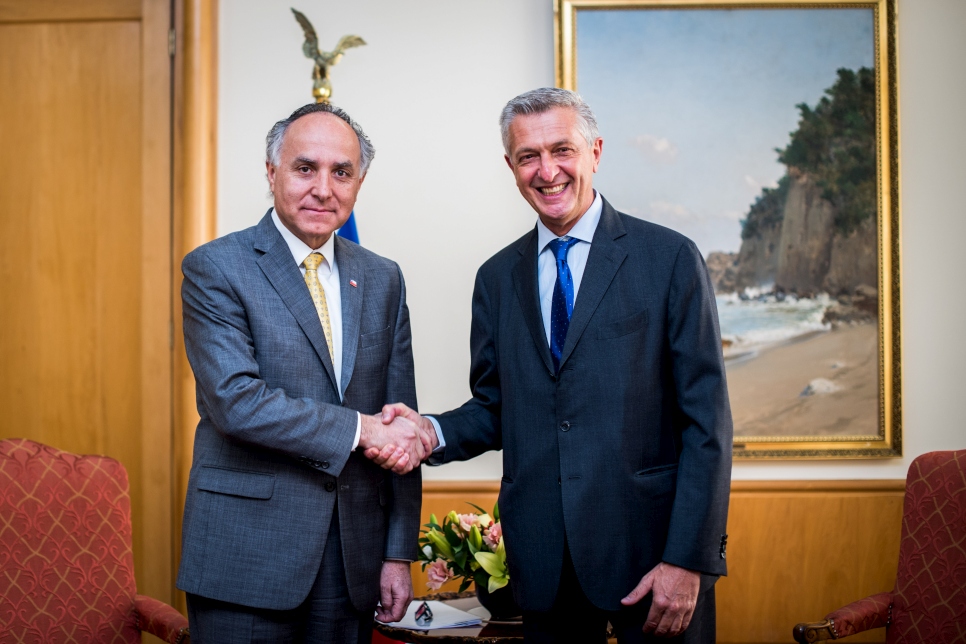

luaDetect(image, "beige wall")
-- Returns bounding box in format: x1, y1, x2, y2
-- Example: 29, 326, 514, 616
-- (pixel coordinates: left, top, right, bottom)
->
217, 0, 966, 481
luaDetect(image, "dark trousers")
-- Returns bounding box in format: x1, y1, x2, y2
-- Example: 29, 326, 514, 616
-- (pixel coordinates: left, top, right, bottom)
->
523, 546, 716, 644
187, 510, 373, 644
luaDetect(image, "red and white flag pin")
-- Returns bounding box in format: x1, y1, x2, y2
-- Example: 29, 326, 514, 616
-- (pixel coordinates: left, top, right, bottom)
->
349, 280, 358, 288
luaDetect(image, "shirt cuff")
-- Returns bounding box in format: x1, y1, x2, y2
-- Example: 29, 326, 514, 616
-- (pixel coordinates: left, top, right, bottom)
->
426, 415, 446, 452
351, 412, 362, 450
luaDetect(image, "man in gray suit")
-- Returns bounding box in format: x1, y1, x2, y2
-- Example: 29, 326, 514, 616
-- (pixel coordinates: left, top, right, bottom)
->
371, 88, 732, 643
177, 102, 427, 643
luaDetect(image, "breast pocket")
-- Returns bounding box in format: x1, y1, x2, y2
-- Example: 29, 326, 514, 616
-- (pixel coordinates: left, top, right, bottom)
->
360, 326, 391, 349
597, 310, 648, 340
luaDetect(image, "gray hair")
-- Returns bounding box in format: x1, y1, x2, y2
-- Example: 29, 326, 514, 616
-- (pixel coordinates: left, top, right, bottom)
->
266, 102, 375, 175
499, 87, 600, 154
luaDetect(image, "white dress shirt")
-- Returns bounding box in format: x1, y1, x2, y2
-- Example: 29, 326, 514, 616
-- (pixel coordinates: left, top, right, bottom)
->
271, 209, 362, 447
536, 191, 603, 344
428, 191, 604, 452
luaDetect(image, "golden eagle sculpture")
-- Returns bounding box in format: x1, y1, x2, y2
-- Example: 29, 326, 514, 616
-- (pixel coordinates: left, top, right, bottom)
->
291, 8, 366, 104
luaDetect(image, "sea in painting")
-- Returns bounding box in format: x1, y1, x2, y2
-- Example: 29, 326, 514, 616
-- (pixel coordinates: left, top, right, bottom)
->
577, 7, 879, 438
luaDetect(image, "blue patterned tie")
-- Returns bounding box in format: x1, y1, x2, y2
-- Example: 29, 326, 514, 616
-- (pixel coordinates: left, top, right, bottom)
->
548, 237, 580, 373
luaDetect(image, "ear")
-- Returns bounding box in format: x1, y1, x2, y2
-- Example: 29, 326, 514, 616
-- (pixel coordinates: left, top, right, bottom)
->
591, 138, 603, 173
266, 160, 277, 192
504, 154, 514, 171
358, 171, 367, 186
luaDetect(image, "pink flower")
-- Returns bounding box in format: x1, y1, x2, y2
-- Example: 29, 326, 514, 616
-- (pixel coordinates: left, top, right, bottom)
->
426, 559, 453, 590
457, 513, 479, 535
483, 522, 502, 551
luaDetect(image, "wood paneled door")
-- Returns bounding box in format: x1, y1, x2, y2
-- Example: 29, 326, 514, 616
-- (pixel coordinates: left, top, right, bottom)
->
0, 0, 177, 604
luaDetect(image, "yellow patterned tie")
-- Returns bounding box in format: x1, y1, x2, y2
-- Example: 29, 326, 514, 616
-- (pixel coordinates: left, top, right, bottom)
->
303, 252, 334, 361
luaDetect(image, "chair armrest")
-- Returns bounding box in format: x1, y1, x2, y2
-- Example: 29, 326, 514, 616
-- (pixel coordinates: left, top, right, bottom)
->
793, 592, 892, 642
135, 594, 190, 644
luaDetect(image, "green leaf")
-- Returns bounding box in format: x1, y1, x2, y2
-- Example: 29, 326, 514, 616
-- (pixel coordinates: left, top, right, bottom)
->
443, 523, 462, 547
467, 502, 487, 515
488, 575, 509, 593
474, 551, 506, 578
458, 577, 472, 593
426, 530, 454, 561
474, 569, 489, 588
492, 501, 500, 522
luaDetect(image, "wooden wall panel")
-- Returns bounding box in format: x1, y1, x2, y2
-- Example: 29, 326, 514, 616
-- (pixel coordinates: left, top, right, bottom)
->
719, 481, 904, 643
415, 480, 905, 643
0, 0, 140, 23
0, 0, 175, 606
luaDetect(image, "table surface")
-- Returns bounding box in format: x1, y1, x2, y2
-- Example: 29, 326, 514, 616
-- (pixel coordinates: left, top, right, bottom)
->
374, 592, 523, 643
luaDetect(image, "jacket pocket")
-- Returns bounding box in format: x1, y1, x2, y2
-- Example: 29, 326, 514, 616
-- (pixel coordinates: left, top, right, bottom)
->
360, 326, 391, 348
598, 310, 648, 340
195, 465, 275, 499
635, 463, 678, 478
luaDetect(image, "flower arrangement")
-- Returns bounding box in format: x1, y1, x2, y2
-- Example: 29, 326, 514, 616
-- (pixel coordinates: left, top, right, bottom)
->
418, 502, 508, 594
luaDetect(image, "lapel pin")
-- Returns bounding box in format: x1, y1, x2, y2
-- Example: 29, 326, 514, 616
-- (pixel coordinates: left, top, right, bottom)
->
349, 280, 358, 288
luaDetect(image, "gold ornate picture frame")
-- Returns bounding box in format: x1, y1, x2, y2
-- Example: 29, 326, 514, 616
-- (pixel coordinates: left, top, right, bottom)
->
555, 0, 900, 459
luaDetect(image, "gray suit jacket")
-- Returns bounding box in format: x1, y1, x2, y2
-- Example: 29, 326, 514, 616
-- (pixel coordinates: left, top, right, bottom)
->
435, 197, 732, 612
176, 212, 420, 612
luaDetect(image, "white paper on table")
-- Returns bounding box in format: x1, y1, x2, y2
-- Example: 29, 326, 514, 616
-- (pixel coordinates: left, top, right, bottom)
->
376, 600, 483, 631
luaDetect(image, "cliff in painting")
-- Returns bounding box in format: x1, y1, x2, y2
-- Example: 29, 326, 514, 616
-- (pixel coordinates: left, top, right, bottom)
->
711, 68, 880, 439
723, 67, 878, 313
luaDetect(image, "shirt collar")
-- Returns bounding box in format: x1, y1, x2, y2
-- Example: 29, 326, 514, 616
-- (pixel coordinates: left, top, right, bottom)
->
536, 190, 603, 253
271, 208, 337, 271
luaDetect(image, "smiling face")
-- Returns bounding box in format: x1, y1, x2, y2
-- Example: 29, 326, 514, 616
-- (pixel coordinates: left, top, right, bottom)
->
266, 111, 365, 249
504, 107, 603, 236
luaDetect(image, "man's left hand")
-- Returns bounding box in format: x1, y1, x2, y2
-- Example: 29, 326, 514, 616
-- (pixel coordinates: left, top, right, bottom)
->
375, 560, 414, 623
621, 562, 700, 638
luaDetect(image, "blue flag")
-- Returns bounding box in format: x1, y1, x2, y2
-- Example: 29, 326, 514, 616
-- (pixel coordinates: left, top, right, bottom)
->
337, 212, 359, 244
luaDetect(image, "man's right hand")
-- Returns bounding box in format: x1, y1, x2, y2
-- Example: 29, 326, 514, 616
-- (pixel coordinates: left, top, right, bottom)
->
363, 403, 438, 471
358, 412, 426, 475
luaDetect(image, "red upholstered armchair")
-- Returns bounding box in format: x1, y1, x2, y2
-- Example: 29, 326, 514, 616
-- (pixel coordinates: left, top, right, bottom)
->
0, 438, 189, 643
793, 450, 966, 643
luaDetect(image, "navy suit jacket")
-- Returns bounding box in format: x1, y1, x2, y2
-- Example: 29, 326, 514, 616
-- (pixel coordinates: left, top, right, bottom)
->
176, 212, 420, 612
435, 197, 732, 612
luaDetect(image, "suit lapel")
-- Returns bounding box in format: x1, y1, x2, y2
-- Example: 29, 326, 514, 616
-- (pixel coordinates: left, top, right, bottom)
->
558, 200, 627, 369
335, 236, 364, 398
512, 230, 555, 375
253, 213, 339, 392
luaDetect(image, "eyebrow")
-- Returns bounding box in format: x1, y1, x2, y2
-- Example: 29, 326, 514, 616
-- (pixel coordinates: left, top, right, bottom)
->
292, 157, 356, 172
515, 139, 575, 156
293, 156, 318, 167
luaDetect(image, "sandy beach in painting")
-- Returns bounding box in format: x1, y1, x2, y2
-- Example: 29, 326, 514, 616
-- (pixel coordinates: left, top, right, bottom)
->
725, 323, 878, 438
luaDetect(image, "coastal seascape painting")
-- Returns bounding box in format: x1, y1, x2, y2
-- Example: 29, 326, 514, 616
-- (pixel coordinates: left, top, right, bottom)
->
556, 0, 900, 458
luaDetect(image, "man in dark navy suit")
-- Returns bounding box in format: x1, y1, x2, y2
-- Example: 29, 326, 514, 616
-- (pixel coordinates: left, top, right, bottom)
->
370, 88, 732, 643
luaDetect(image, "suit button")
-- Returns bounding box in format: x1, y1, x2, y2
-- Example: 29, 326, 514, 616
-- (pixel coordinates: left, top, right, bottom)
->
325, 481, 336, 492
559, 421, 570, 432
321, 461, 329, 469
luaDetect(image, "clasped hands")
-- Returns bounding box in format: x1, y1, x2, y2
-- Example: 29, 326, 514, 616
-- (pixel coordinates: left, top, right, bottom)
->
359, 403, 436, 474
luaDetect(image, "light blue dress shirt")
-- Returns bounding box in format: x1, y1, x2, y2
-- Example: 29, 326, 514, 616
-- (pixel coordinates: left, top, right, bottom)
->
428, 191, 604, 452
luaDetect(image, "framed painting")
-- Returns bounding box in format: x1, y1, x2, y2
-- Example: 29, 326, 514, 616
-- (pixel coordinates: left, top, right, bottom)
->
555, 0, 900, 458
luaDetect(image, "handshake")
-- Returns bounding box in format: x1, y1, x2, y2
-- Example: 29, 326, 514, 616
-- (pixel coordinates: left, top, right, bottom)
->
358, 404, 438, 474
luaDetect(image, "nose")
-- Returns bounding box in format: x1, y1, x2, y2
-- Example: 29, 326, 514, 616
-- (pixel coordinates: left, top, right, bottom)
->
310, 172, 333, 201
537, 154, 558, 183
